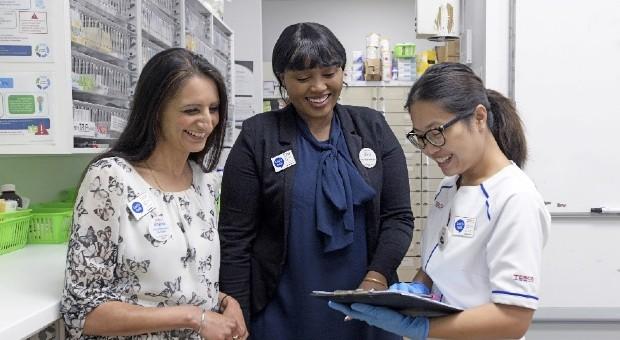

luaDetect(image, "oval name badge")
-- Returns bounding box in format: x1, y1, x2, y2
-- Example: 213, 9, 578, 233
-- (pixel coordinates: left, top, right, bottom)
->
149, 214, 171, 242
359, 148, 377, 168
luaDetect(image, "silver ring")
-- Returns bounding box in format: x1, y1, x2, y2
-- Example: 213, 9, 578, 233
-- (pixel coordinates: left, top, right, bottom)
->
232, 336, 239, 340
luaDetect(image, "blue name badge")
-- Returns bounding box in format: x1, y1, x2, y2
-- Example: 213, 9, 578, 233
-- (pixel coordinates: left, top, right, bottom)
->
127, 193, 154, 220
452, 216, 476, 238
271, 150, 296, 173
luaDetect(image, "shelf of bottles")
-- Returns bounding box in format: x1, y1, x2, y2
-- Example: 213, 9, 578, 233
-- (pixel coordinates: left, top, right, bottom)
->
184, 0, 232, 90
70, 0, 136, 149
183, 0, 234, 149
68, 0, 233, 151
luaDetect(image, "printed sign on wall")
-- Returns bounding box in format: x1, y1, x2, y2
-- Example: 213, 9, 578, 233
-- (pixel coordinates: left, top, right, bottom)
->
0, 72, 54, 145
0, 0, 52, 62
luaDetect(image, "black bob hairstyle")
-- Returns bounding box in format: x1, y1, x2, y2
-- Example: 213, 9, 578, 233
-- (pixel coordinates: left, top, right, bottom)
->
272, 22, 346, 90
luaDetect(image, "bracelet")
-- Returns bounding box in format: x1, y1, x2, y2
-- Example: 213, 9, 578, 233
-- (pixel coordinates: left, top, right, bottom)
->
363, 277, 387, 287
219, 294, 231, 313
196, 308, 206, 335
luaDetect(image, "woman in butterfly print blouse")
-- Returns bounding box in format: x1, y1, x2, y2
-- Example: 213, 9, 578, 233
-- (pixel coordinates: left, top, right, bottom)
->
60, 49, 247, 340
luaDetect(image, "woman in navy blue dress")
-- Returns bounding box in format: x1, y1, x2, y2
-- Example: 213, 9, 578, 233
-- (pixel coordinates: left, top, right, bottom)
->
219, 22, 414, 339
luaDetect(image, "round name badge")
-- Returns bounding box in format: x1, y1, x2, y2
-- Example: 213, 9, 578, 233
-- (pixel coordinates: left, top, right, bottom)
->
359, 148, 377, 168
149, 215, 171, 242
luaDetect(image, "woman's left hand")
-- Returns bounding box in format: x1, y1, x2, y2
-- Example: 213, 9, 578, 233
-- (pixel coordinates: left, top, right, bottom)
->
358, 279, 387, 291
358, 271, 389, 291
221, 296, 248, 340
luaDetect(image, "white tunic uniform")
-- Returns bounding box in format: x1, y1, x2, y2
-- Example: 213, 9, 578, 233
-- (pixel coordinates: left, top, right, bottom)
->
421, 163, 551, 310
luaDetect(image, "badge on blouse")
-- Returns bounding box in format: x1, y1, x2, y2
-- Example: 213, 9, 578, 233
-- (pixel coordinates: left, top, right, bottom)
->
149, 214, 171, 242
127, 192, 154, 220
359, 148, 377, 168
451, 216, 476, 238
271, 150, 296, 173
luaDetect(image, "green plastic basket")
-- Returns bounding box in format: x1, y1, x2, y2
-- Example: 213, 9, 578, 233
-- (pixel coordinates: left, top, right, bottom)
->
394, 43, 416, 58
28, 207, 73, 244
0, 210, 31, 255
34, 201, 74, 209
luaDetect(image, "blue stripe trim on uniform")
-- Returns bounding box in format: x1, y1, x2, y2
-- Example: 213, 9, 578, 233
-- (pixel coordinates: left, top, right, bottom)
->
492, 290, 539, 300
433, 185, 454, 201
424, 243, 439, 271
479, 183, 491, 220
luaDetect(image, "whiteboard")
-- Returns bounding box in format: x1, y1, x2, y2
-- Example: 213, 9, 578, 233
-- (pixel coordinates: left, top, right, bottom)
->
514, 0, 620, 213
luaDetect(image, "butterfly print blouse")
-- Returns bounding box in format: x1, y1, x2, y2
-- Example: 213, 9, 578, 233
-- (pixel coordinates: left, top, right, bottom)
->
60, 157, 221, 339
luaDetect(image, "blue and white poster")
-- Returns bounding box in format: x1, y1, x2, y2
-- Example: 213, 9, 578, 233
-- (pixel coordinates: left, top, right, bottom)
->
0, 72, 54, 145
0, 0, 52, 62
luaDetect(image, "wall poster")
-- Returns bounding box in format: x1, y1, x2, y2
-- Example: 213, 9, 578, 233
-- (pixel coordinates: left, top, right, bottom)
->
0, 71, 54, 145
0, 0, 52, 62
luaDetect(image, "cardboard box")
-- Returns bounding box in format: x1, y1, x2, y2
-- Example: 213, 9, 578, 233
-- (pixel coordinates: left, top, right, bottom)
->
365, 74, 382, 81
436, 40, 460, 63
364, 58, 382, 81
364, 59, 381, 73
446, 40, 460, 56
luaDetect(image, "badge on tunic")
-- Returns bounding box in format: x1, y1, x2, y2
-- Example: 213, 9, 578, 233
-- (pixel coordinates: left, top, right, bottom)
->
271, 150, 296, 173
359, 148, 377, 168
451, 216, 476, 238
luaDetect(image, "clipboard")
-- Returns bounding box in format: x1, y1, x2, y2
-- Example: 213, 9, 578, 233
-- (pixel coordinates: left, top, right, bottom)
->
311, 290, 463, 317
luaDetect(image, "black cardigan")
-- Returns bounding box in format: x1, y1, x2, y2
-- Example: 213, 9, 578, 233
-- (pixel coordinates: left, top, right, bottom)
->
218, 104, 414, 321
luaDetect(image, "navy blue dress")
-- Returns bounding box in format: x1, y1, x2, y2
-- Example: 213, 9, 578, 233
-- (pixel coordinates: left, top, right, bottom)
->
251, 115, 401, 340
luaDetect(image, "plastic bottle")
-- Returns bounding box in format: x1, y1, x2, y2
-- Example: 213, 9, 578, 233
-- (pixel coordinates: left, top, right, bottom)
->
0, 184, 23, 209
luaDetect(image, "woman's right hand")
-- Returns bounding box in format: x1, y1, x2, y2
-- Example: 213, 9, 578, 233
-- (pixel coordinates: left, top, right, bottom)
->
200, 310, 238, 340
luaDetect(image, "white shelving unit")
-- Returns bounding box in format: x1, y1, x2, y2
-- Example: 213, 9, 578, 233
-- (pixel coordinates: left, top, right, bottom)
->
1, 0, 234, 154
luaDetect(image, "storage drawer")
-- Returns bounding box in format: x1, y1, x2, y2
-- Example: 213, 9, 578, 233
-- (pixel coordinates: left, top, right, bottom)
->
384, 112, 411, 126
380, 98, 409, 113
378, 86, 410, 99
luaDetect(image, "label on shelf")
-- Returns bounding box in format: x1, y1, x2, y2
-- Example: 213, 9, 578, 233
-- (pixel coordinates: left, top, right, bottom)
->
110, 115, 127, 133
74, 121, 96, 137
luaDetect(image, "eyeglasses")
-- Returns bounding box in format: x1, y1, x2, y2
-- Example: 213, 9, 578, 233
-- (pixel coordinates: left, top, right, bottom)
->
406, 112, 474, 149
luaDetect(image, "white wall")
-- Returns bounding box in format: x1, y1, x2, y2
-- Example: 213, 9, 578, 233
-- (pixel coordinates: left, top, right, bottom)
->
262, 0, 440, 65
484, 0, 510, 95
461, 0, 486, 79
0, 155, 94, 204
224, 0, 263, 119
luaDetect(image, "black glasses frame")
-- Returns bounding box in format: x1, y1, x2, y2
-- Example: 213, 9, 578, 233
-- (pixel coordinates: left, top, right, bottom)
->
406, 112, 474, 149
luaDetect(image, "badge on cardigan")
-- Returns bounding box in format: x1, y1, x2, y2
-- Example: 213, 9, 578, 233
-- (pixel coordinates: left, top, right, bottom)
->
359, 148, 377, 168
271, 150, 296, 172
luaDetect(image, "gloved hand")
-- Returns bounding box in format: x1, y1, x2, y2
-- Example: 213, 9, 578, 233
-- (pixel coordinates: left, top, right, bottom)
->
389, 281, 430, 296
328, 301, 429, 340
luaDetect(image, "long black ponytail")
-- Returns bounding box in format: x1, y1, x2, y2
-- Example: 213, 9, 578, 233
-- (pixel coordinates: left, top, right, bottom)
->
405, 63, 527, 167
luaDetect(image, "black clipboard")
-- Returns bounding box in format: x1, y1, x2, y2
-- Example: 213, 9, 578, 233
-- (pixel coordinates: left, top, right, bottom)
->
311, 289, 463, 317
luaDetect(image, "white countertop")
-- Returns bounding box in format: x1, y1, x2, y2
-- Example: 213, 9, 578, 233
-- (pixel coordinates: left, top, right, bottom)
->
0, 244, 68, 339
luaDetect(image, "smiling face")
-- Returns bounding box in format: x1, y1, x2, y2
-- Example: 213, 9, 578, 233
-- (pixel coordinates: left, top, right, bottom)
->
281, 65, 343, 122
409, 101, 487, 178
158, 75, 220, 155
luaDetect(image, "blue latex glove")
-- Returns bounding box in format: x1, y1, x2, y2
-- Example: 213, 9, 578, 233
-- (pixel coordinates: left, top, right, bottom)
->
328, 301, 429, 340
389, 281, 430, 296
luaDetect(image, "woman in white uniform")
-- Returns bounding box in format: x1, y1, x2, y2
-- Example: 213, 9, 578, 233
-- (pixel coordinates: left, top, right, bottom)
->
330, 63, 551, 339
60, 48, 247, 340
